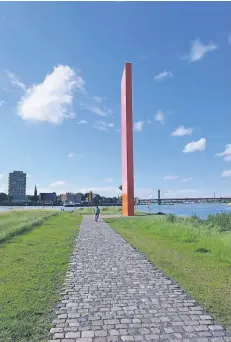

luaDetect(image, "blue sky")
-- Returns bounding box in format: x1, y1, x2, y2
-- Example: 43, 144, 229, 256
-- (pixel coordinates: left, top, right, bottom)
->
0, 2, 230, 198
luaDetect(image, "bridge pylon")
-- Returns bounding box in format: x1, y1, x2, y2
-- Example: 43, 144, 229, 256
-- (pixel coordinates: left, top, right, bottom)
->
158, 189, 161, 205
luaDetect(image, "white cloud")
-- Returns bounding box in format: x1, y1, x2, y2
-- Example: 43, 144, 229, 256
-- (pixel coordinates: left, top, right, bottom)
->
184, 39, 218, 62
0, 100, 5, 107
26, 173, 32, 178
6, 71, 26, 90
183, 138, 206, 153
155, 110, 164, 124
216, 144, 231, 161
0, 174, 4, 179
93, 96, 105, 103
49, 180, 67, 187
154, 71, 173, 81
171, 125, 193, 136
17, 65, 85, 125
67, 152, 74, 158
104, 178, 114, 183
133, 121, 144, 132
221, 169, 231, 177
164, 176, 180, 180
93, 120, 114, 131
81, 103, 112, 117
77, 120, 87, 125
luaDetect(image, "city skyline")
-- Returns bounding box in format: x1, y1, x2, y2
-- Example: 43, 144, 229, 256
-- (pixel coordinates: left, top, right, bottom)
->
0, 2, 230, 199
0, 169, 230, 200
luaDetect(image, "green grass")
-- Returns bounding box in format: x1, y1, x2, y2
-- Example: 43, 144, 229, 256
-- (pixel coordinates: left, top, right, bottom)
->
106, 214, 231, 330
75, 206, 122, 215
0, 212, 82, 342
0, 210, 56, 243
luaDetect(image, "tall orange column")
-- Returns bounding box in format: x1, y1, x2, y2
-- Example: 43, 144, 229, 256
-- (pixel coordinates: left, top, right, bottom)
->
121, 63, 134, 216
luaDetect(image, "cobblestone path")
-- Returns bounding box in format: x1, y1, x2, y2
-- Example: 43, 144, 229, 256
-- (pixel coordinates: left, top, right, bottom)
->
49, 216, 230, 342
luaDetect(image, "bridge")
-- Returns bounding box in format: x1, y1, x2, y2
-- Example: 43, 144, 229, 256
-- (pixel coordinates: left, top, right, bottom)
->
138, 197, 231, 205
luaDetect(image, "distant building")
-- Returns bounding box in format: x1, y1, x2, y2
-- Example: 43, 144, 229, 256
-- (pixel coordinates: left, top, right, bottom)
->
8, 171, 26, 203
60, 193, 82, 204
39, 192, 56, 203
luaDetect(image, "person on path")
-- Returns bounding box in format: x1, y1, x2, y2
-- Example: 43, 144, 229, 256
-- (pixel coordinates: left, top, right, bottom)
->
94, 206, 100, 221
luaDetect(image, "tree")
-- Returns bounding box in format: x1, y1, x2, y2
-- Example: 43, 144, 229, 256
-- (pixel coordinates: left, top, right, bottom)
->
0, 192, 8, 203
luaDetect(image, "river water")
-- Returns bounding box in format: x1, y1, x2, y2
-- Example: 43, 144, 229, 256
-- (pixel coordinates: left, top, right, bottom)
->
138, 203, 231, 219
0, 203, 231, 219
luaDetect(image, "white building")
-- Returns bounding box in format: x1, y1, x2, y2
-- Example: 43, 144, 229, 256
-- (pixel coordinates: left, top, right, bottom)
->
8, 171, 26, 203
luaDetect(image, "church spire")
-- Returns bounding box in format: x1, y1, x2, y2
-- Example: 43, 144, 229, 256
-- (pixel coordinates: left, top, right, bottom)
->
34, 185, 37, 197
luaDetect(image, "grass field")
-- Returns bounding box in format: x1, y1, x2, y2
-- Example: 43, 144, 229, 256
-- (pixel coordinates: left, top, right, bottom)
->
106, 213, 231, 330
0, 210, 56, 243
0, 211, 81, 342
76, 206, 122, 215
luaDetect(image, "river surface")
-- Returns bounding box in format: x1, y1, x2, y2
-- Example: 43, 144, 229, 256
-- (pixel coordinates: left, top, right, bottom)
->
0, 203, 231, 219
138, 203, 231, 219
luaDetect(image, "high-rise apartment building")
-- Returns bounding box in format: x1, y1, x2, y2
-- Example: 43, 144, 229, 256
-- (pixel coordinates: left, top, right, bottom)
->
8, 171, 27, 203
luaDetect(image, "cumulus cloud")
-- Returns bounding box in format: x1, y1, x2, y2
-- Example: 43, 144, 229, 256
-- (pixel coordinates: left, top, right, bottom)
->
155, 110, 164, 124
77, 120, 87, 125
171, 125, 193, 136
49, 180, 67, 187
0, 100, 5, 107
221, 169, 231, 177
183, 138, 206, 153
154, 71, 173, 81
17, 65, 85, 125
6, 71, 26, 90
216, 144, 231, 161
67, 152, 74, 158
183, 39, 218, 62
133, 121, 144, 132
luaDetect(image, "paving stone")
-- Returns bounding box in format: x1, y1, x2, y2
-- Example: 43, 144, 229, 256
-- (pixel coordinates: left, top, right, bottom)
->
81, 331, 94, 338
95, 330, 108, 337
121, 336, 134, 341
209, 326, 224, 331
48, 216, 230, 342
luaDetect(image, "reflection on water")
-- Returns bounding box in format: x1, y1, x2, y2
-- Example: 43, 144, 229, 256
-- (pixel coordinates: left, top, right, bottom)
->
138, 203, 231, 219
